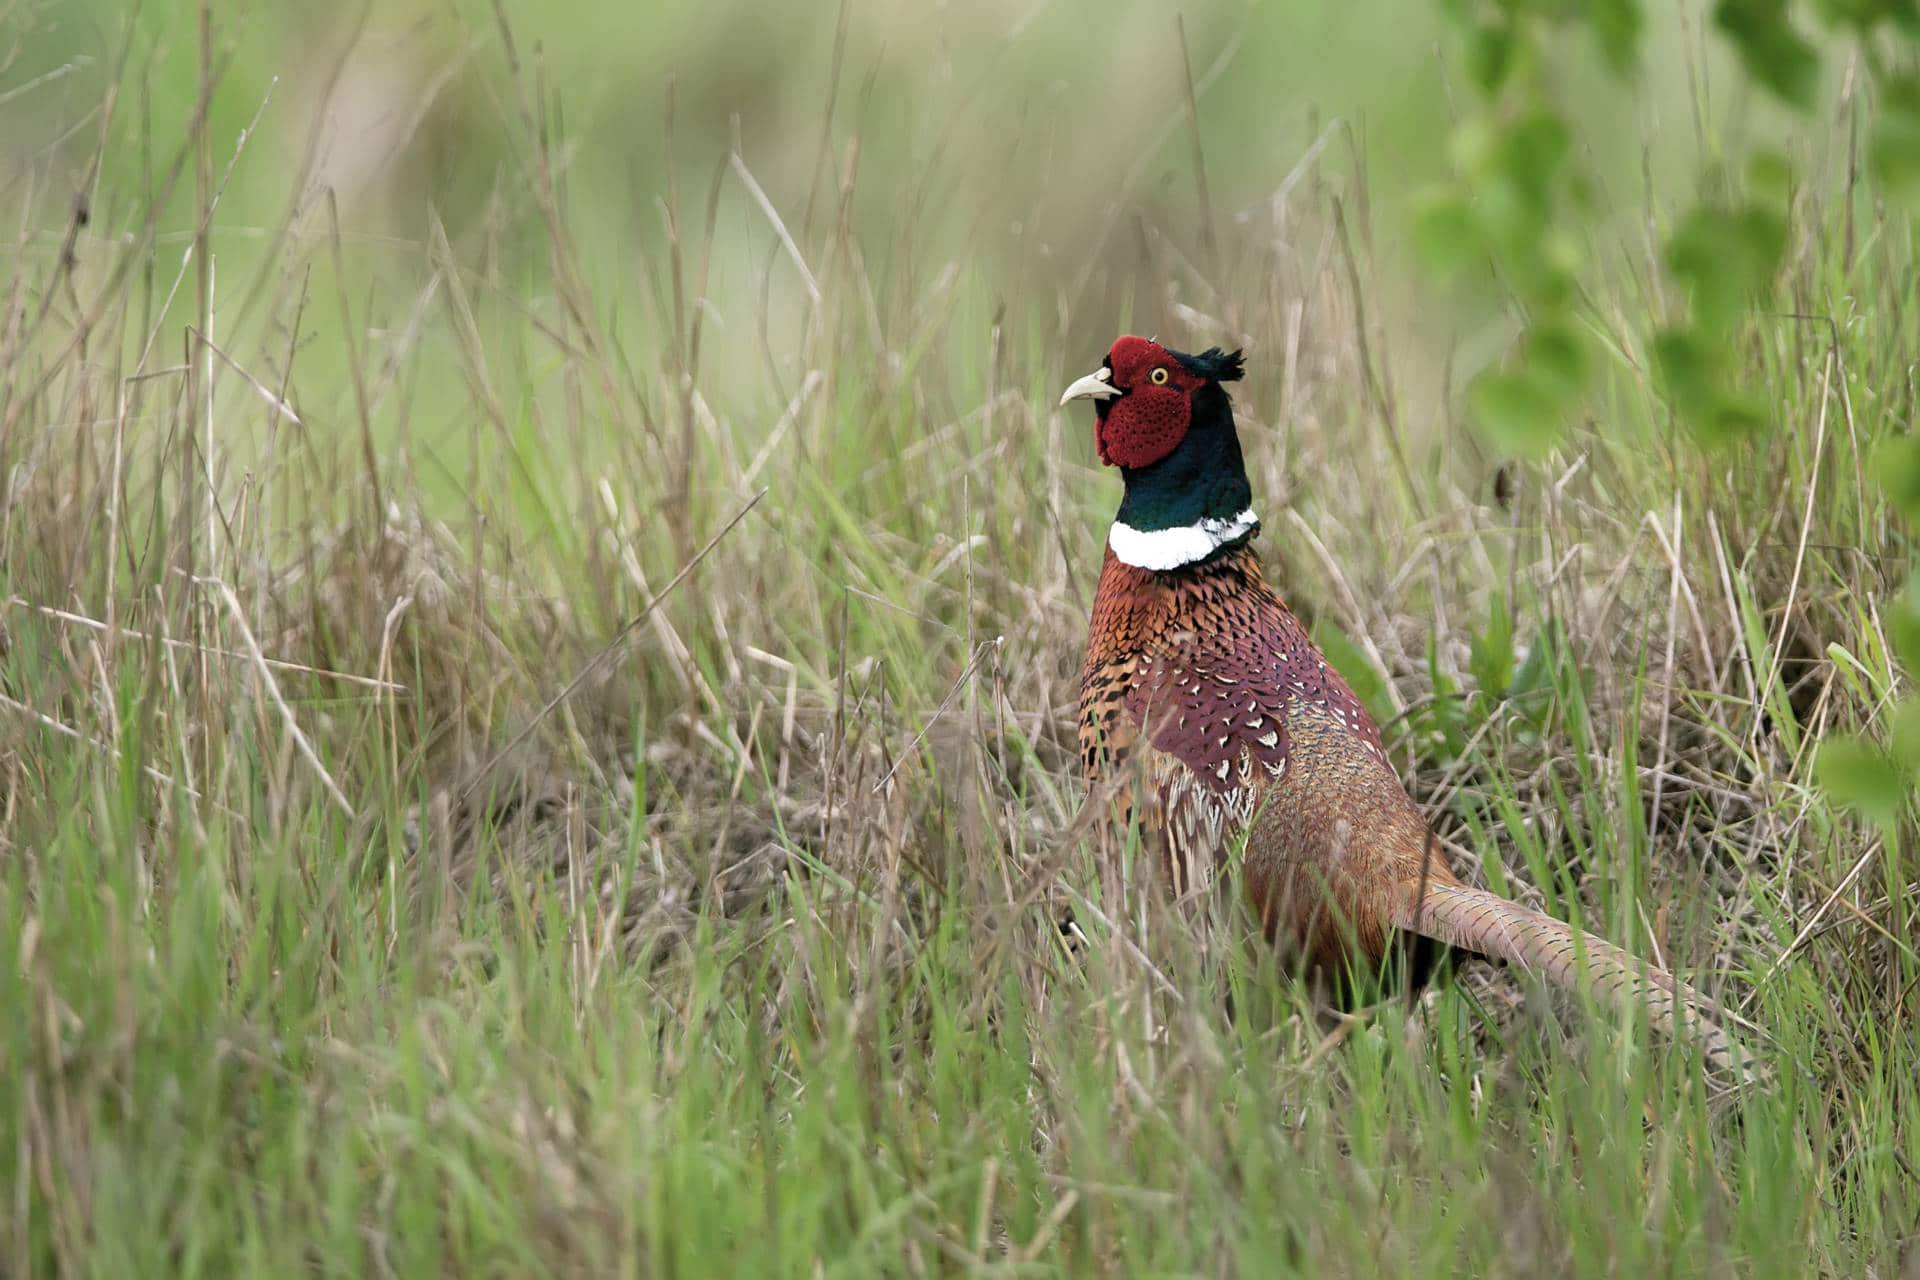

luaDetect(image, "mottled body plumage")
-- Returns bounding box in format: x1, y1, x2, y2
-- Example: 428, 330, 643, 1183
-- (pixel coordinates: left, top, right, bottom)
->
1078, 542, 1448, 967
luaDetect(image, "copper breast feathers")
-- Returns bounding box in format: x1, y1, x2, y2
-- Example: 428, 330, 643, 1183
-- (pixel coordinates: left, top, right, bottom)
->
1077, 546, 1387, 875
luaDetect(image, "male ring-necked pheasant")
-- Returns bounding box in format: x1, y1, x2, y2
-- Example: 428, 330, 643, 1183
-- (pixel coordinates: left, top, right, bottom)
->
1062, 335, 1743, 1071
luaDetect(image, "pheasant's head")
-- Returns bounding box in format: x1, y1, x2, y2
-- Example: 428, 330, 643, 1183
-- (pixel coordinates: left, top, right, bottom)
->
1059, 336, 1256, 571
1058, 335, 1244, 468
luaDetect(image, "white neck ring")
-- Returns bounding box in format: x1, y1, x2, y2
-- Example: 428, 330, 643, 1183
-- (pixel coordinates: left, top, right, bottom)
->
1108, 509, 1259, 571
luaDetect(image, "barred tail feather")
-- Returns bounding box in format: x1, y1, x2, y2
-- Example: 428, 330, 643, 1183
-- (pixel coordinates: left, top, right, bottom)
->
1398, 881, 1753, 1081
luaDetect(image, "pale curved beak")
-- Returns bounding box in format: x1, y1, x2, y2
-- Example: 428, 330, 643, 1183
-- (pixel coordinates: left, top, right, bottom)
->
1059, 367, 1121, 406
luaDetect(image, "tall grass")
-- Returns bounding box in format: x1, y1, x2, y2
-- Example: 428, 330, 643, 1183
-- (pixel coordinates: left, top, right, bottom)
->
2, 4, 1915, 1275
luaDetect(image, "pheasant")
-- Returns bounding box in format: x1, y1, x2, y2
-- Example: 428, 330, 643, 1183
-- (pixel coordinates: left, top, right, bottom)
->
1061, 335, 1745, 1073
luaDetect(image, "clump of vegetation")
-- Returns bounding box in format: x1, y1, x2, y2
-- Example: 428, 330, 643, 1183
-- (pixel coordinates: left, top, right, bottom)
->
0, 1, 1914, 1273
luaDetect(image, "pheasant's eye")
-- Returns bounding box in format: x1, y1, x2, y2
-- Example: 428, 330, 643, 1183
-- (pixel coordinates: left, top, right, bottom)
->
1149, 367, 1170, 386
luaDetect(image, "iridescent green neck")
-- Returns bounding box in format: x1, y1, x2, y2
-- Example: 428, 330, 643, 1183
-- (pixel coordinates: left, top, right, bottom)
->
1110, 384, 1257, 570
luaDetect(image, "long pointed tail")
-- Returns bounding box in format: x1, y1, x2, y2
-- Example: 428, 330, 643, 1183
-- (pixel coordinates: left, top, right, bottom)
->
1397, 880, 1753, 1079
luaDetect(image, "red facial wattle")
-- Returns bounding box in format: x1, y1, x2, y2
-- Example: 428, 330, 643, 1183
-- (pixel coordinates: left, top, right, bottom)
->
1096, 384, 1192, 469
1092, 336, 1196, 470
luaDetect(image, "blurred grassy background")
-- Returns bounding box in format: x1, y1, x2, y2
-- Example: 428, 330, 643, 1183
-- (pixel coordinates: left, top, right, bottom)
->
7, 0, 1759, 465
3, 1, 1916, 1275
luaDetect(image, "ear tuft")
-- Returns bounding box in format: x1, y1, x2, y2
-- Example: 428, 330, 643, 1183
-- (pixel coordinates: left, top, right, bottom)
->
1175, 346, 1246, 383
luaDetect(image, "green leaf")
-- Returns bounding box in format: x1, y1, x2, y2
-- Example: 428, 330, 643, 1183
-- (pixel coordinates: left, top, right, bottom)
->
1413, 190, 1483, 279
1469, 21, 1518, 93
1503, 110, 1572, 213
1501, 233, 1579, 307
1872, 435, 1920, 528
1814, 0, 1920, 32
1870, 80, 1920, 203
1814, 735, 1909, 826
1470, 369, 1562, 458
1526, 321, 1591, 400
1889, 578, 1920, 675
1665, 204, 1787, 332
1698, 391, 1771, 446
1652, 328, 1721, 418
1891, 698, 1920, 771
1588, 0, 1645, 73
1713, 0, 1821, 109
1651, 327, 1770, 445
